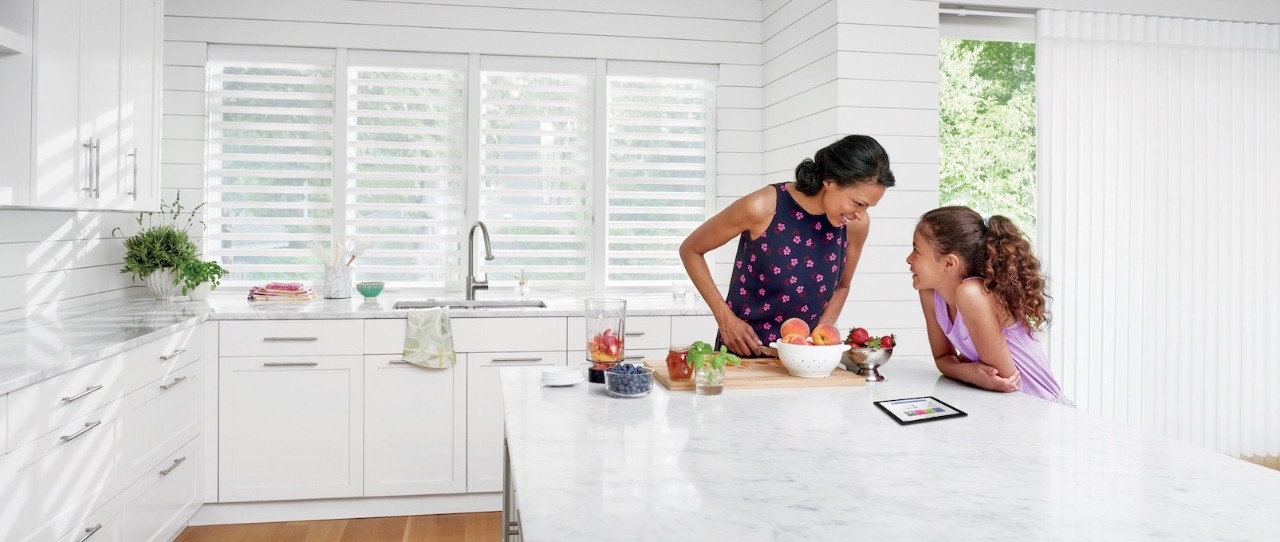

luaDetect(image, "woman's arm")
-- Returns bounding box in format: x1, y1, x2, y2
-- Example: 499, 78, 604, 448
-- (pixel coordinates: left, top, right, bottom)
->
920, 289, 1020, 392
679, 186, 775, 356
818, 216, 870, 326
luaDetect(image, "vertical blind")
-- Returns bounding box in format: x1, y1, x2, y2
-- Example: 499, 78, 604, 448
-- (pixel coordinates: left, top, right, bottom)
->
1037, 11, 1280, 466
208, 48, 335, 283
208, 47, 715, 292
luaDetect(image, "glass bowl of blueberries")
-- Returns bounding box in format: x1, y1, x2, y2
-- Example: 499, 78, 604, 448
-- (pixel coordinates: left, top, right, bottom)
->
604, 363, 654, 398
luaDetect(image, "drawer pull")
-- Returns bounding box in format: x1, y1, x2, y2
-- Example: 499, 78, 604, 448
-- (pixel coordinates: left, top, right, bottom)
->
60, 420, 102, 443
78, 524, 103, 542
159, 376, 188, 390
159, 456, 187, 476
624, 331, 645, 337
61, 384, 103, 403
390, 360, 410, 365
159, 348, 187, 360
491, 357, 543, 363
263, 336, 319, 342
263, 361, 320, 367
623, 355, 644, 361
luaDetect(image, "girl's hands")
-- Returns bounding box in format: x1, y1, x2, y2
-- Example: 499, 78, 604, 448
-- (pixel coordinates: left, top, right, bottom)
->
969, 363, 1020, 392
716, 312, 763, 357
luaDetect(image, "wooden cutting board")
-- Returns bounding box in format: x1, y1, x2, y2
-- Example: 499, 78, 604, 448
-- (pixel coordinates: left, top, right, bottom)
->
645, 358, 865, 390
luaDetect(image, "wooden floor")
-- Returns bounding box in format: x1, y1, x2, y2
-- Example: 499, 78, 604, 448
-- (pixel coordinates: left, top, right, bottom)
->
175, 513, 501, 542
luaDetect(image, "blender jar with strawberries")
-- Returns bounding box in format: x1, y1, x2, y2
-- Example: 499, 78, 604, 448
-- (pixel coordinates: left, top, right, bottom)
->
585, 298, 626, 383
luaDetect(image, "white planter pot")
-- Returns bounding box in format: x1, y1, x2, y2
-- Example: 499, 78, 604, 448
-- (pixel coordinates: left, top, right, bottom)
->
144, 268, 180, 300
188, 282, 212, 301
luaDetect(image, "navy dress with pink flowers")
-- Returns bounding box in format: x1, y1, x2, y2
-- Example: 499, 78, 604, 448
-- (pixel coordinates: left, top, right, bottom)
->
717, 183, 848, 356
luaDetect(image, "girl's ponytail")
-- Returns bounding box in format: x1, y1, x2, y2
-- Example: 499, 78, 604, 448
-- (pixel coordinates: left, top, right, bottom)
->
978, 215, 1050, 331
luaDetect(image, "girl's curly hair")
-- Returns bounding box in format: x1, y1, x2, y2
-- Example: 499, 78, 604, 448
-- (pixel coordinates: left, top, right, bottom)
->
917, 206, 1050, 331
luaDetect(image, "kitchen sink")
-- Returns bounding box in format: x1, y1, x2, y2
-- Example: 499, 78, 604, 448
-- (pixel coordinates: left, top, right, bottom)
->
393, 299, 547, 309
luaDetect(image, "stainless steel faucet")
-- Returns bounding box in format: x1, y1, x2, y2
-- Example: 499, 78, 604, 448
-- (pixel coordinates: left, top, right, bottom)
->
466, 221, 495, 300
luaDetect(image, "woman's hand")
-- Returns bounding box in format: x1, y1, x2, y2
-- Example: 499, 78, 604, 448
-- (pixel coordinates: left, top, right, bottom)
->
968, 363, 1020, 393
716, 312, 763, 357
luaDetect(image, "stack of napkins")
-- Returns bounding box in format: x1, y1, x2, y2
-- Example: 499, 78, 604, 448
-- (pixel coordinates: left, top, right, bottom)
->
247, 282, 317, 302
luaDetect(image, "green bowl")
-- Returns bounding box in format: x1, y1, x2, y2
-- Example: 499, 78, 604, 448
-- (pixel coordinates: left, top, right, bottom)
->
356, 281, 384, 300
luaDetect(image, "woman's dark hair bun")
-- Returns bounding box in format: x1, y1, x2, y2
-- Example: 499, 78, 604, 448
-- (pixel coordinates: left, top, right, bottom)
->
792, 135, 894, 196
794, 158, 819, 191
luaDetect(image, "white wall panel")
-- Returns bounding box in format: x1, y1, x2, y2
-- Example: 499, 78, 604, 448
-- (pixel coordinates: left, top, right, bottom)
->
716, 174, 765, 197
763, 80, 839, 130
837, 107, 938, 136
837, 23, 940, 55
763, 0, 831, 40
837, 0, 940, 27
163, 115, 206, 141
718, 108, 763, 131
164, 40, 207, 66
762, 27, 838, 84
763, 53, 837, 106
838, 51, 939, 83
838, 80, 938, 109
763, 1, 837, 62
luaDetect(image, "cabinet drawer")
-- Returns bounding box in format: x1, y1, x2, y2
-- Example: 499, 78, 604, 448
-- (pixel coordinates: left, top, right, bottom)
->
123, 437, 200, 542
28, 491, 123, 542
219, 320, 362, 357
364, 319, 406, 354
452, 318, 566, 352
121, 361, 200, 483
568, 315, 671, 352
123, 325, 201, 394
8, 352, 127, 450
0, 402, 121, 541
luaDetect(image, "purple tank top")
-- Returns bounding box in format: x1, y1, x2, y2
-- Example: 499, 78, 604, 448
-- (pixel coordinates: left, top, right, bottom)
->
933, 280, 1068, 404
718, 183, 847, 354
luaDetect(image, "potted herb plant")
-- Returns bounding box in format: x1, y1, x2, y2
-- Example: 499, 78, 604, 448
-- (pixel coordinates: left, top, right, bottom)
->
113, 193, 203, 300
686, 341, 742, 395
176, 259, 229, 301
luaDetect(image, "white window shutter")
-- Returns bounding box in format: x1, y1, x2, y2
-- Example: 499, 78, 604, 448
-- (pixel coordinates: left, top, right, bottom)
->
606, 76, 714, 288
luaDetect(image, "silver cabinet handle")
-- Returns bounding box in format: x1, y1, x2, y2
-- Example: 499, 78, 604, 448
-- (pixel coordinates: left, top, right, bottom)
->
159, 456, 187, 476
625, 331, 645, 337
263, 361, 319, 367
159, 376, 188, 390
263, 337, 319, 342
127, 147, 138, 198
159, 348, 187, 360
390, 360, 410, 365
491, 357, 543, 363
82, 139, 95, 194
92, 138, 101, 197
60, 420, 102, 443
61, 384, 103, 403
623, 355, 644, 361
78, 524, 103, 542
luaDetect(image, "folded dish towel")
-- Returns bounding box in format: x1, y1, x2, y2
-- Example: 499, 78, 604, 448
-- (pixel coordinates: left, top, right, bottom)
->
402, 308, 457, 368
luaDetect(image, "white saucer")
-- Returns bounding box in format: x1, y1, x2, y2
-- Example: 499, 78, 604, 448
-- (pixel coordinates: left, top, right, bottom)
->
542, 367, 584, 386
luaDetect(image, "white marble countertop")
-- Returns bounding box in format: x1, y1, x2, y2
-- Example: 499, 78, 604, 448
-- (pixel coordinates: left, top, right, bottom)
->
0, 290, 710, 396
500, 361, 1280, 541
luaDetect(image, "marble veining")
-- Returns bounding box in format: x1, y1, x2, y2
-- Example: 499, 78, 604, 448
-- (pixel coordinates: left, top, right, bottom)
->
499, 362, 1280, 541
0, 291, 711, 396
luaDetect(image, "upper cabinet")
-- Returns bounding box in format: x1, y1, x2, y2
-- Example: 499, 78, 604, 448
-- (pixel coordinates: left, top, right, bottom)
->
0, 0, 161, 210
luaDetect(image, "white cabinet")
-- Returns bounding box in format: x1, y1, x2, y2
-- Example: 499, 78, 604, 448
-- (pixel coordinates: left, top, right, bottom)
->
121, 361, 200, 483
364, 355, 466, 496
122, 437, 200, 542
671, 315, 719, 347
219, 355, 364, 502
0, 0, 161, 210
466, 351, 566, 493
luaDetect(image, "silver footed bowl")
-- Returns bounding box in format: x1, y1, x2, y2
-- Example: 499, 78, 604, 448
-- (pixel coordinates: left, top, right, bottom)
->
842, 347, 894, 382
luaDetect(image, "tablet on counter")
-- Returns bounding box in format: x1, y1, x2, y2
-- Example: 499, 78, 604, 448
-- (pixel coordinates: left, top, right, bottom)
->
874, 396, 967, 425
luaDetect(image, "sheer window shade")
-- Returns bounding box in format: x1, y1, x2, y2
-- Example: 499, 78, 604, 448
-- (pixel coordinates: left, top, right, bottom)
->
346, 61, 467, 287
480, 71, 593, 290
606, 76, 713, 288
207, 56, 336, 283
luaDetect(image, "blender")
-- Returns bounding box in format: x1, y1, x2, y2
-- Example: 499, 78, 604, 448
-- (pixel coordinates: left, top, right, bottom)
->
584, 298, 626, 383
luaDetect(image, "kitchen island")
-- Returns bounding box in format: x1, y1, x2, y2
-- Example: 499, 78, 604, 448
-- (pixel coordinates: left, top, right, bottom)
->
500, 361, 1280, 541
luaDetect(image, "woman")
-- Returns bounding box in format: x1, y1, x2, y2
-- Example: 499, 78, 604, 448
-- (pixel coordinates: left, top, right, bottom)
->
679, 135, 895, 357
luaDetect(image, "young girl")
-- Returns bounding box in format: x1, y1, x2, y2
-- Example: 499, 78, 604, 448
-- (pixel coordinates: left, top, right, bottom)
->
906, 206, 1069, 404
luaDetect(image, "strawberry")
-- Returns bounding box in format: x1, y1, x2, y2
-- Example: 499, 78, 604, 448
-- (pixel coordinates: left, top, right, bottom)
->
846, 327, 870, 346
880, 335, 895, 349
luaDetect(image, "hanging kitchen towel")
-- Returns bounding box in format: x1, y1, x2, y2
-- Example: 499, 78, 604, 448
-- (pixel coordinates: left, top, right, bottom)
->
402, 308, 457, 368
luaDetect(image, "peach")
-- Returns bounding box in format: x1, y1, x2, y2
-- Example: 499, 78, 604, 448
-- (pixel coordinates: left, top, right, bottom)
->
781, 333, 809, 345
810, 324, 842, 345
780, 317, 810, 339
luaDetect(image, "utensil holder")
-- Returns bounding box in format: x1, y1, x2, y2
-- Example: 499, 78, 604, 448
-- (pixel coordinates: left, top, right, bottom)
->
323, 265, 352, 299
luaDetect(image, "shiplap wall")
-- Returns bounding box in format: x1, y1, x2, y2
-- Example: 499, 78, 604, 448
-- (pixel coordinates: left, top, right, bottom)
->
756, 0, 939, 356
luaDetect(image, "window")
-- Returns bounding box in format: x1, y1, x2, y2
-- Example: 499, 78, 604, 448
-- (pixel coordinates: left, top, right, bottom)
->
208, 47, 716, 292
939, 9, 1037, 242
